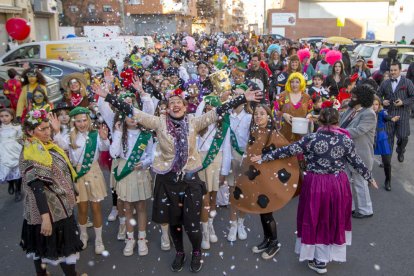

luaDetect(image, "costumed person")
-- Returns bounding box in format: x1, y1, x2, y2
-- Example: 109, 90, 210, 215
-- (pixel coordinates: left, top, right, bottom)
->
109, 97, 154, 256
352, 57, 371, 83
91, 81, 262, 273
184, 79, 200, 114
339, 85, 376, 219
20, 109, 83, 276
274, 72, 312, 143
277, 55, 304, 95
372, 96, 400, 191
297, 49, 315, 86
308, 73, 329, 100
196, 61, 214, 100
225, 86, 251, 243
51, 102, 73, 138
230, 103, 300, 260
120, 57, 135, 89
52, 107, 109, 254
107, 58, 119, 78
250, 106, 378, 275
61, 73, 90, 108
3, 68, 22, 111
245, 53, 269, 100
307, 95, 323, 132
31, 86, 53, 112
377, 62, 414, 164
16, 68, 48, 121
324, 60, 348, 98
315, 48, 330, 78
337, 73, 358, 104
0, 108, 23, 201
195, 95, 232, 250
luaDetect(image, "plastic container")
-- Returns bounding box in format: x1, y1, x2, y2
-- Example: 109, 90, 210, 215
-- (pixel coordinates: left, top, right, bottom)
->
292, 117, 309, 134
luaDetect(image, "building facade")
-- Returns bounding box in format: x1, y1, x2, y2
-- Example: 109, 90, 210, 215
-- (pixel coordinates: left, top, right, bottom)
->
266, 0, 396, 40
0, 0, 60, 55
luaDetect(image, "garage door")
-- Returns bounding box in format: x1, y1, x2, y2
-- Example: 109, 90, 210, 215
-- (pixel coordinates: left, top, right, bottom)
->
0, 14, 7, 56
35, 17, 51, 41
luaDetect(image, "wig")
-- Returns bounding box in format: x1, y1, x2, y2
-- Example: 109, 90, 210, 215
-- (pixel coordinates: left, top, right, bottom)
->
285, 72, 306, 93
326, 50, 343, 66
350, 84, 375, 108
297, 49, 311, 63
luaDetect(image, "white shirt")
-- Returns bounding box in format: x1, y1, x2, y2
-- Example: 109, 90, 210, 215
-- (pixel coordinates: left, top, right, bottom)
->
54, 131, 110, 166
230, 109, 252, 152
98, 94, 155, 134
391, 75, 401, 93
109, 129, 153, 169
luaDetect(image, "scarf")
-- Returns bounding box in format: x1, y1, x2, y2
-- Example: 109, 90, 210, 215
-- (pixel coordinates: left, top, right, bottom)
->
167, 115, 189, 173
318, 126, 350, 138
71, 92, 83, 107
23, 137, 78, 180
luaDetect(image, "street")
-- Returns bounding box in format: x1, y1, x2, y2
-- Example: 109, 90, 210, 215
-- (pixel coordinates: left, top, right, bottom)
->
0, 118, 412, 276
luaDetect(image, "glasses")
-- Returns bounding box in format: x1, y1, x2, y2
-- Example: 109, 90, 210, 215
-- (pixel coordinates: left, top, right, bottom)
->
27, 73, 36, 77
33, 94, 44, 99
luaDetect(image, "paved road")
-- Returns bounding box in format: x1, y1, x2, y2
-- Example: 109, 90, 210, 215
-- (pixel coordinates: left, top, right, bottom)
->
1, 120, 414, 276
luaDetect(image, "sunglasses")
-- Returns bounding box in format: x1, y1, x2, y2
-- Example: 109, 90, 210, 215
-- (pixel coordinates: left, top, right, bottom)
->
27, 73, 36, 77
33, 94, 44, 99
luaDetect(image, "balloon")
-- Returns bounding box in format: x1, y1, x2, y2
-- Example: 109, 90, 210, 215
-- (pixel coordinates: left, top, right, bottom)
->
184, 36, 196, 51
6, 18, 31, 41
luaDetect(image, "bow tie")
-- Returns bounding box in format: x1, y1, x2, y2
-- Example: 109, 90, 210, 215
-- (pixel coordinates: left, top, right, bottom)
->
391, 79, 398, 83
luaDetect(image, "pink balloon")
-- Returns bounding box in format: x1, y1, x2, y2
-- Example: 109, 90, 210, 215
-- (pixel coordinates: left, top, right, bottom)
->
6, 18, 31, 41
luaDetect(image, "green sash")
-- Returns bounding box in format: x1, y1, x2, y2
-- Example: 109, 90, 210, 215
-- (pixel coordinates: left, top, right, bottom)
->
113, 131, 152, 182
76, 131, 98, 181
202, 114, 230, 169
230, 129, 244, 156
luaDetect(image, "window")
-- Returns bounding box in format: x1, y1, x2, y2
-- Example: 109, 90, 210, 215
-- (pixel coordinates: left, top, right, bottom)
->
88, 4, 96, 13
103, 5, 113, 12
358, 46, 374, 58
128, 0, 142, 4
378, 47, 414, 59
69, 5, 79, 13
3, 45, 41, 62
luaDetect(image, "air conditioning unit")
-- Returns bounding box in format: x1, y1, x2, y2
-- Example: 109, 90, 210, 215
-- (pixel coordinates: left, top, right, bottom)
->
33, 0, 57, 13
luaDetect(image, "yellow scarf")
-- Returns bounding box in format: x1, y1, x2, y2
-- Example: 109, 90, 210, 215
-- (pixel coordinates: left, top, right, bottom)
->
23, 138, 78, 181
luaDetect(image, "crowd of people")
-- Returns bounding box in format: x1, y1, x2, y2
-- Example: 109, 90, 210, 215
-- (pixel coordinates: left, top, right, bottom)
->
1, 32, 414, 275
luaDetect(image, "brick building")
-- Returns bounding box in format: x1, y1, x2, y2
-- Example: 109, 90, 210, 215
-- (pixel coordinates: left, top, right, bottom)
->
267, 0, 396, 41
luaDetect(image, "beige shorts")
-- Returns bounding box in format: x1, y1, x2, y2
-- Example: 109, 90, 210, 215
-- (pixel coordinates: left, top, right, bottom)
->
198, 151, 222, 192
226, 149, 243, 187
76, 162, 107, 202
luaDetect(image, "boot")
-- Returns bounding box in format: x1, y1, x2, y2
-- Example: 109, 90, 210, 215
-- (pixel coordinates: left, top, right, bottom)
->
14, 179, 22, 202
384, 165, 391, 191
201, 222, 210, 249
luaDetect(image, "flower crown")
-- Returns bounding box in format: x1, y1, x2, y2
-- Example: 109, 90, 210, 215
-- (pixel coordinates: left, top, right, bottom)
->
165, 88, 187, 100
26, 109, 48, 125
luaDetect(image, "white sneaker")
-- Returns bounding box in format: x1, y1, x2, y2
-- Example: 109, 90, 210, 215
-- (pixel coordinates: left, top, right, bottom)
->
95, 240, 105, 255
161, 234, 171, 251
209, 209, 217, 218
117, 224, 126, 240
123, 239, 136, 256
201, 230, 210, 249
237, 219, 247, 240
107, 208, 118, 222
138, 239, 148, 256
80, 233, 88, 250
85, 218, 93, 228
227, 223, 237, 242
208, 222, 218, 243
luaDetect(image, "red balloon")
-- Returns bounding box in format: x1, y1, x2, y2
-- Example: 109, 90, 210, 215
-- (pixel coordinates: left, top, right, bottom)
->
5, 18, 31, 41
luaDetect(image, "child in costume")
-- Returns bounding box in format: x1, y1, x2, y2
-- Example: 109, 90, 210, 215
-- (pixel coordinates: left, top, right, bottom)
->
0, 108, 23, 201
308, 73, 329, 100
372, 96, 399, 191
52, 107, 109, 255
3, 68, 22, 111
195, 95, 232, 250
109, 97, 154, 256
31, 87, 53, 112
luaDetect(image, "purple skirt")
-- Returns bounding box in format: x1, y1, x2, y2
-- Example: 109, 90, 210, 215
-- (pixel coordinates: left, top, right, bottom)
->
296, 171, 352, 262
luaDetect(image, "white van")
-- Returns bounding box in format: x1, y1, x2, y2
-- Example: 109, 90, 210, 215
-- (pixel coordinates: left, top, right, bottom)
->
0, 36, 154, 70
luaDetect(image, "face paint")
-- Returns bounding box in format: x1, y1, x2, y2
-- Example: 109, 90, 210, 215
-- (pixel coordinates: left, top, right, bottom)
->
33, 92, 44, 104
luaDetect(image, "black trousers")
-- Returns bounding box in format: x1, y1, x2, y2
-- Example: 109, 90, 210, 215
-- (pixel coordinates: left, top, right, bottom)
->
260, 212, 278, 241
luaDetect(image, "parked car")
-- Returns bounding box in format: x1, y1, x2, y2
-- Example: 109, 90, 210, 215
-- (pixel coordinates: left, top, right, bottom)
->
0, 66, 61, 108
2, 59, 102, 80
400, 52, 414, 76
299, 36, 325, 48
351, 43, 414, 73
261, 34, 292, 43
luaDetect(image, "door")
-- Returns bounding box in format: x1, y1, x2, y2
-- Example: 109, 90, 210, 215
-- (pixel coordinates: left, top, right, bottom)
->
35, 17, 51, 41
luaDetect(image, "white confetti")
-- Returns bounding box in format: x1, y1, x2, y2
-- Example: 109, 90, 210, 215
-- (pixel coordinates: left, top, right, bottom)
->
374, 264, 380, 271
102, 250, 110, 257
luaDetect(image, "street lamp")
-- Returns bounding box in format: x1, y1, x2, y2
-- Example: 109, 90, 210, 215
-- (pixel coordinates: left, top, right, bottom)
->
263, 0, 267, 34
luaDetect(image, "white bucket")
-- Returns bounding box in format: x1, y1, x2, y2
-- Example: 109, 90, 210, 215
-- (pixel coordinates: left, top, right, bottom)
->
292, 117, 309, 134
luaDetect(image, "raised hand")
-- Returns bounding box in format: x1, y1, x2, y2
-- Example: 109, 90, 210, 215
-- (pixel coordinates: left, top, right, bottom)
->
98, 124, 109, 140
244, 88, 263, 102
48, 113, 61, 134
131, 76, 143, 92
91, 83, 109, 98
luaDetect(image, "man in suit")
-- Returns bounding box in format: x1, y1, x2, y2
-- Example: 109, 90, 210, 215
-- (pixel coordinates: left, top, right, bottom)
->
378, 62, 414, 163
340, 85, 376, 218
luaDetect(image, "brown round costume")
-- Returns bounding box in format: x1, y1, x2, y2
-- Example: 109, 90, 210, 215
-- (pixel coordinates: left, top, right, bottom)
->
277, 91, 312, 143
230, 128, 299, 214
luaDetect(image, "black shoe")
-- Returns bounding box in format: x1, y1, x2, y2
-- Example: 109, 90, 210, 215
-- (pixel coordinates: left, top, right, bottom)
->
14, 191, 22, 202
379, 163, 384, 168
189, 251, 202, 273
398, 152, 404, 162
252, 237, 270, 253
352, 212, 373, 219
308, 259, 327, 274
352, 210, 355, 215
8, 182, 14, 195
384, 179, 391, 191
171, 252, 186, 272
261, 240, 280, 260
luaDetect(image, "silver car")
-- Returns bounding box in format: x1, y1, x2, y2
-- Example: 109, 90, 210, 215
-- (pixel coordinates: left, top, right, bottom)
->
0, 66, 61, 108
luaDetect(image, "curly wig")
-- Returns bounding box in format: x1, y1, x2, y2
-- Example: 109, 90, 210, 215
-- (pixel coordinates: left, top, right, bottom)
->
285, 72, 306, 93
350, 84, 375, 108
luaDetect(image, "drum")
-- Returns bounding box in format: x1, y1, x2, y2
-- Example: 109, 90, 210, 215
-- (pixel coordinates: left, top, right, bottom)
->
230, 129, 300, 214
209, 69, 232, 96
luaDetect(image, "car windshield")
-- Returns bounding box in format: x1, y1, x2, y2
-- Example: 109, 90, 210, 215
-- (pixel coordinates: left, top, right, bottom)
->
401, 54, 414, 64
378, 47, 414, 59
353, 44, 363, 54
358, 46, 374, 58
